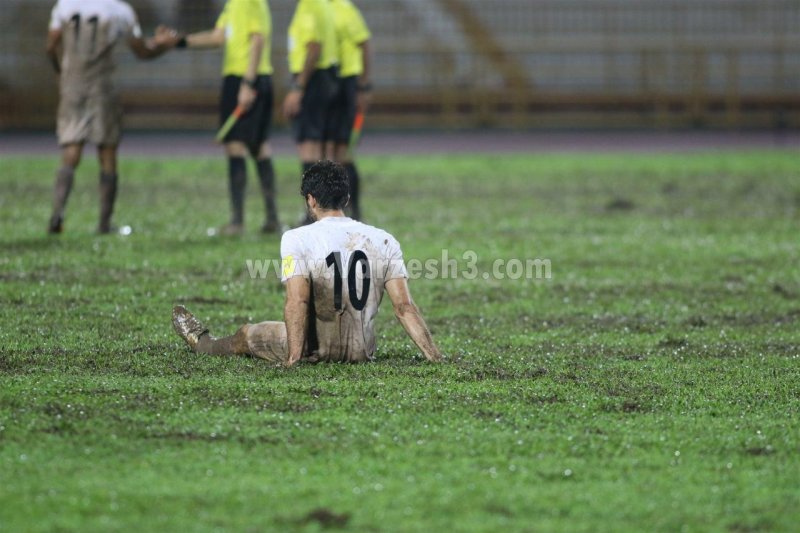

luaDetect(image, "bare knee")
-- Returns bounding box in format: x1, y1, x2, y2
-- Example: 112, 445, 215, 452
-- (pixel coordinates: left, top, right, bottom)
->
97, 145, 118, 174
234, 324, 252, 353
332, 143, 351, 163
62, 144, 83, 168
226, 142, 249, 158
298, 141, 322, 162
253, 141, 272, 160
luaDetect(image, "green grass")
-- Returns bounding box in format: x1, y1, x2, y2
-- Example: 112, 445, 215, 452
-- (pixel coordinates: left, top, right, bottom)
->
1, 150, 799, 531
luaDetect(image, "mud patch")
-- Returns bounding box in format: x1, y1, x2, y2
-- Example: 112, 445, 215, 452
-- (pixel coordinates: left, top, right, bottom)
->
301, 508, 350, 529
745, 445, 775, 456
658, 336, 688, 348
686, 316, 708, 328
526, 393, 560, 405
605, 197, 636, 211
772, 283, 796, 299
486, 503, 514, 517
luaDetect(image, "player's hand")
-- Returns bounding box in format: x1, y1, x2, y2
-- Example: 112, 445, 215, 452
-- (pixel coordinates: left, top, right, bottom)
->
238, 83, 257, 113
153, 24, 173, 48
154, 25, 180, 48
282, 89, 302, 120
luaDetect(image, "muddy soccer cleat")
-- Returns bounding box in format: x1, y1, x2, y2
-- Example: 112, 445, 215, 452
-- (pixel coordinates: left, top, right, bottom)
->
172, 305, 209, 351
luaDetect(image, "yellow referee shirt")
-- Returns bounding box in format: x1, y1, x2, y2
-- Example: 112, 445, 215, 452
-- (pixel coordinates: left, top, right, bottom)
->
216, 0, 273, 76
331, 0, 370, 78
287, 0, 338, 74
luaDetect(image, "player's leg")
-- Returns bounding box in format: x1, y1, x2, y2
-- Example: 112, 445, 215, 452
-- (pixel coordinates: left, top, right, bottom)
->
49, 88, 89, 234
97, 145, 119, 234
239, 320, 288, 363
248, 76, 280, 233
48, 143, 83, 233
92, 85, 123, 234
172, 306, 288, 364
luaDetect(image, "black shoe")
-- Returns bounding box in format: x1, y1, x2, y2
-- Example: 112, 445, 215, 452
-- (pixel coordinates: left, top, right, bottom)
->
48, 215, 64, 234
261, 220, 281, 234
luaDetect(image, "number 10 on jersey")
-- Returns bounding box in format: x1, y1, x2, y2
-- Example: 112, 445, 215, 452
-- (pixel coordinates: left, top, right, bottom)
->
325, 251, 370, 312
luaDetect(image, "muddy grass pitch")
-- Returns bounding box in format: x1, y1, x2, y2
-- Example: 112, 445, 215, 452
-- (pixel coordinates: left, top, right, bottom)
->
1, 151, 799, 530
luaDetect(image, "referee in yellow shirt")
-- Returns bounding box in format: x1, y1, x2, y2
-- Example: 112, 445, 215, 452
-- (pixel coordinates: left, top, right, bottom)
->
327, 0, 371, 221
282, 0, 338, 213
176, 0, 280, 235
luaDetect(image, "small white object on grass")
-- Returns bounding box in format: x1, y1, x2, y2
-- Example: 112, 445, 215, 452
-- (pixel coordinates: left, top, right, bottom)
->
119, 225, 133, 236
207, 227, 218, 237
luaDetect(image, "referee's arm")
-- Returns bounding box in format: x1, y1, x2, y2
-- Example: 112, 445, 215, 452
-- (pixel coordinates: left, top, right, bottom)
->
297, 41, 321, 90
283, 41, 321, 119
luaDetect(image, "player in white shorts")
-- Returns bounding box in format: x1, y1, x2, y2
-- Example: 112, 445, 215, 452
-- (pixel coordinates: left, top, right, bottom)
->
172, 160, 442, 365
46, 0, 175, 234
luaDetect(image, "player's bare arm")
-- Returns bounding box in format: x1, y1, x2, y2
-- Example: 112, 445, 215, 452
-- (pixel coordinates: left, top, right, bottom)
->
385, 278, 443, 362
284, 276, 312, 367
128, 26, 179, 60
46, 29, 62, 74
282, 41, 321, 120
356, 40, 372, 113
238, 32, 265, 112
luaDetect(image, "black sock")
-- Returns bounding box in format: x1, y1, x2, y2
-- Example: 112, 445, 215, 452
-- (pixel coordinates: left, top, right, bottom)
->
98, 172, 118, 232
228, 157, 247, 225
344, 162, 361, 219
257, 158, 278, 225
51, 166, 75, 219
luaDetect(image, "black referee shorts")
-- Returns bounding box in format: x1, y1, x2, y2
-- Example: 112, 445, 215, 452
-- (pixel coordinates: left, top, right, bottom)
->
219, 74, 273, 152
328, 75, 358, 144
292, 67, 337, 143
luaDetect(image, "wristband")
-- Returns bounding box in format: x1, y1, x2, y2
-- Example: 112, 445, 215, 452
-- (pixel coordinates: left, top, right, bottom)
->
176, 36, 188, 49
357, 82, 373, 92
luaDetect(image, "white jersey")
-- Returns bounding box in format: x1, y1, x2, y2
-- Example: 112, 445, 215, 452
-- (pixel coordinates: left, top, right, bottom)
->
281, 217, 408, 362
49, 0, 142, 93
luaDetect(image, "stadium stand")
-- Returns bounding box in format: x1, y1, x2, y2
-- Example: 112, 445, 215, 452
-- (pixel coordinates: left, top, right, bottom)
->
1, 0, 798, 130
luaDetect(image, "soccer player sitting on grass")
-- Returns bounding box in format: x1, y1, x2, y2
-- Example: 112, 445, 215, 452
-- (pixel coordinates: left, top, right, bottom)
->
172, 161, 442, 366
46, 0, 175, 234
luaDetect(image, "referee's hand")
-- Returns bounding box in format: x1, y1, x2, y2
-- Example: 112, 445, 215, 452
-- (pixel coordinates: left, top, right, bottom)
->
283, 90, 302, 120
238, 84, 257, 113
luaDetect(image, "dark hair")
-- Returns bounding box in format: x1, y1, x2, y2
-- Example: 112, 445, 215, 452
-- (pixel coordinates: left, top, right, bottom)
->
301, 160, 350, 210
